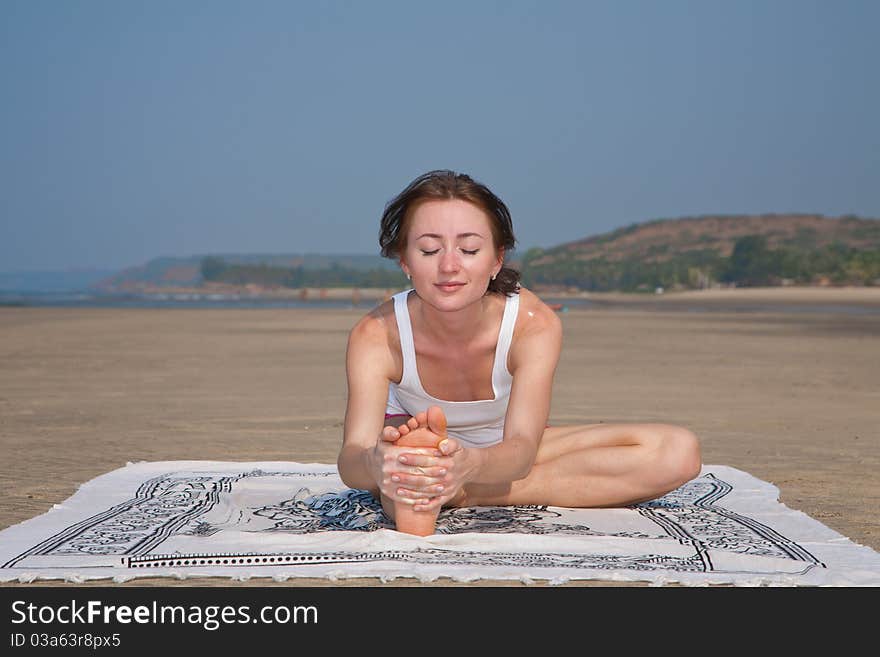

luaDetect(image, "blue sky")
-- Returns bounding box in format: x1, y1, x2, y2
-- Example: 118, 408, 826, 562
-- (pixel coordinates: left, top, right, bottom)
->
1, 0, 878, 272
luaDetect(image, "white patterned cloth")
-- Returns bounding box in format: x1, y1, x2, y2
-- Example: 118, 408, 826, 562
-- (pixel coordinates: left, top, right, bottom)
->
2, 461, 878, 586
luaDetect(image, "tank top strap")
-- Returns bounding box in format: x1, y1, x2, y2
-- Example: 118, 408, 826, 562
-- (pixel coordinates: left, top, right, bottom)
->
392, 289, 418, 388
492, 292, 520, 386
393, 288, 519, 393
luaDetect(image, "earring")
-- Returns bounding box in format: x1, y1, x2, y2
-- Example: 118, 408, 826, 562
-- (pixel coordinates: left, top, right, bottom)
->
406, 273, 411, 281
491, 272, 497, 281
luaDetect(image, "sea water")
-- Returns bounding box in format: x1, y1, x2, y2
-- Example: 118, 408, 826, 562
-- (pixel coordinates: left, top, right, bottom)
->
2, 289, 878, 316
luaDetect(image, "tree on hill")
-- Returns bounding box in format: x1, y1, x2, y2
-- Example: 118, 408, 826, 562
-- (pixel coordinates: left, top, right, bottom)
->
720, 235, 773, 286
199, 257, 407, 288
520, 231, 880, 291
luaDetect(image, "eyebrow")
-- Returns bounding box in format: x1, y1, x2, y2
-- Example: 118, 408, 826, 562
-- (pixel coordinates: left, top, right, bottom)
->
415, 232, 486, 240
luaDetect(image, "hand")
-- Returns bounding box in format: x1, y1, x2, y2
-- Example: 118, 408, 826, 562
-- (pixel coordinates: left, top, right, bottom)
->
388, 433, 469, 512
373, 422, 446, 506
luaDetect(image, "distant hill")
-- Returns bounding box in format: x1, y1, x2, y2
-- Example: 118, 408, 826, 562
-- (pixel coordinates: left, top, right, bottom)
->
0, 269, 117, 293
89, 214, 880, 294
93, 253, 401, 293
520, 214, 880, 291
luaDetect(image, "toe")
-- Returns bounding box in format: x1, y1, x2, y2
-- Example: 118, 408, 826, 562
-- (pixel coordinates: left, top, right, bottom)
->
427, 405, 448, 435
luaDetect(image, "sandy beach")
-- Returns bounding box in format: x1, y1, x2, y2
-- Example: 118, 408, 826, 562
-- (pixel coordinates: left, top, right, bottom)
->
1, 286, 878, 586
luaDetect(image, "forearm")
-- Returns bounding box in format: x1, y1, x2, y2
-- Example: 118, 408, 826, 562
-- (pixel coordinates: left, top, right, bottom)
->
337, 444, 380, 493
462, 435, 537, 485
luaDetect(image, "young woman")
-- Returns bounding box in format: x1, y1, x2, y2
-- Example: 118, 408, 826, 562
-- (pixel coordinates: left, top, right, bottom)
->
337, 170, 701, 533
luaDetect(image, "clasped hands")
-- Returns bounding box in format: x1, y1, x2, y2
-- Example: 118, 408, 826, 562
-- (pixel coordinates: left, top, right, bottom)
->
374, 421, 466, 512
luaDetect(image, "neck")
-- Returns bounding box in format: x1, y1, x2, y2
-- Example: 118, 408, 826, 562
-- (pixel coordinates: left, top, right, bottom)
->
412, 292, 493, 344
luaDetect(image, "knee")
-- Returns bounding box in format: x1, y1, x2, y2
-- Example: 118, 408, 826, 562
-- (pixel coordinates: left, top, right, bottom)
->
665, 425, 702, 486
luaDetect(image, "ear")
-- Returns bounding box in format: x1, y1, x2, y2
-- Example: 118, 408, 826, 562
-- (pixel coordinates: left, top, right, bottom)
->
399, 258, 410, 279
495, 247, 505, 274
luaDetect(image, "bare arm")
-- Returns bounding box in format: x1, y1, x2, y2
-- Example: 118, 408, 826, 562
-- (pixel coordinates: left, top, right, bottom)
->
457, 297, 562, 484
337, 313, 394, 492
337, 312, 444, 495
402, 294, 563, 512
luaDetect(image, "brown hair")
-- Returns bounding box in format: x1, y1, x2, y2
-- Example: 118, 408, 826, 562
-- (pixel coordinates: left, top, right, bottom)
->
379, 170, 520, 295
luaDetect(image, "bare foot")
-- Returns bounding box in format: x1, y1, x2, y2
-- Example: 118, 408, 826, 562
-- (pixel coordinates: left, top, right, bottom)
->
391, 406, 447, 536
395, 406, 448, 449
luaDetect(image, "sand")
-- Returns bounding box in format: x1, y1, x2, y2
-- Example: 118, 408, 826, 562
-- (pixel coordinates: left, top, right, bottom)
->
1, 286, 878, 586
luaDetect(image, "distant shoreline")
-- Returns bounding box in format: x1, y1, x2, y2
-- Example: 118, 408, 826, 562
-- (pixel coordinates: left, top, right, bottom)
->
546, 285, 880, 307
3, 284, 880, 315
93, 282, 880, 302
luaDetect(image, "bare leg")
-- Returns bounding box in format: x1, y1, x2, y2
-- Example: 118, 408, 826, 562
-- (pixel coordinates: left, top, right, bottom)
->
386, 406, 447, 536
454, 423, 701, 508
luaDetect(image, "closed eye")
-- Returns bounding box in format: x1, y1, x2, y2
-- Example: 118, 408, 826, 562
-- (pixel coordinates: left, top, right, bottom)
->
420, 248, 480, 256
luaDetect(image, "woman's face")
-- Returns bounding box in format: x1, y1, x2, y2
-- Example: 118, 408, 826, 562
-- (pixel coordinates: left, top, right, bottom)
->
399, 198, 504, 311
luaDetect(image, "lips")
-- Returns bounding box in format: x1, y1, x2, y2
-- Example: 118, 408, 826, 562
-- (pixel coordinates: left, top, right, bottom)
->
435, 282, 465, 291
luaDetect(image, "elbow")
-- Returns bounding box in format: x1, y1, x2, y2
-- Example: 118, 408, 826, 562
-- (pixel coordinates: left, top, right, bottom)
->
664, 426, 703, 488
336, 461, 351, 488
512, 463, 532, 481
511, 440, 539, 481
337, 463, 363, 492
337, 446, 376, 493
336, 450, 358, 489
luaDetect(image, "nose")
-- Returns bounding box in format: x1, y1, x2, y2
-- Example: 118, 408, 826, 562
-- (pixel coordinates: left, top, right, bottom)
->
438, 249, 460, 273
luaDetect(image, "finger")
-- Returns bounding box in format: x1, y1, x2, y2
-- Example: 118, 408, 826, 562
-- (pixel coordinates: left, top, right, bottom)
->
394, 488, 440, 505
391, 470, 447, 486
397, 451, 444, 465
413, 496, 446, 512
395, 485, 443, 500
383, 449, 436, 477
438, 437, 461, 456
407, 464, 446, 479
413, 484, 462, 512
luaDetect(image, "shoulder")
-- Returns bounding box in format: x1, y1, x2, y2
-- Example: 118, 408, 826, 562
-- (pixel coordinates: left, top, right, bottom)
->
346, 298, 400, 384
507, 287, 562, 373
348, 297, 397, 349
512, 287, 562, 340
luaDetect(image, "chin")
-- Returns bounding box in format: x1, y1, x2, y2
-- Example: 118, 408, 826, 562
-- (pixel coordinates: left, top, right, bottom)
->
419, 283, 486, 310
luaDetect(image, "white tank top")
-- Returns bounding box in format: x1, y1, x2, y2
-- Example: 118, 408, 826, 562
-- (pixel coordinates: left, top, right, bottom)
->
385, 288, 520, 448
